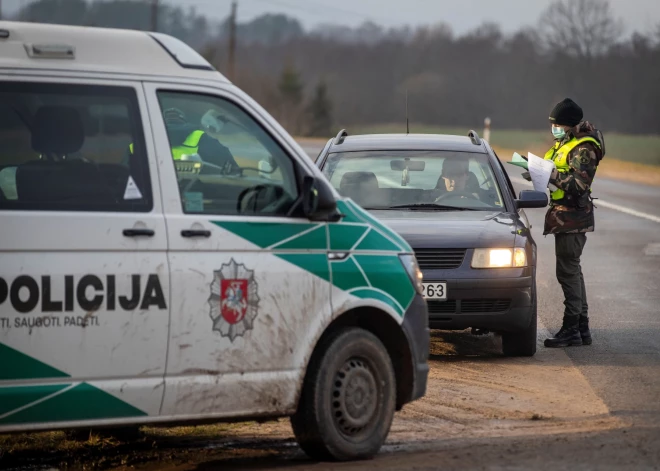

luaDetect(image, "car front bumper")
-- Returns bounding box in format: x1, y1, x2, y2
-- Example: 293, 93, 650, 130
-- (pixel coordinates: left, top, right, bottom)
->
401, 293, 430, 404
425, 276, 534, 333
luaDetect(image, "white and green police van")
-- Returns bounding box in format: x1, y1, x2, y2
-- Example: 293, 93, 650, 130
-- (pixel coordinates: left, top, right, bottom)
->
0, 21, 429, 460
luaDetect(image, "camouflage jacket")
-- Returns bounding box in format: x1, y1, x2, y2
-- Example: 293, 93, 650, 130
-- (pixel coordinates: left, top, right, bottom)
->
543, 121, 603, 235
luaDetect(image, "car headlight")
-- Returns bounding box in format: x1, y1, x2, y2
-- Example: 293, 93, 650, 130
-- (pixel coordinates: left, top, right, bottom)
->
399, 254, 424, 294
471, 248, 527, 268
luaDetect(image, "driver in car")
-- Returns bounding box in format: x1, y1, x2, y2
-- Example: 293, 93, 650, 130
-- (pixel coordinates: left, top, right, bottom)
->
434, 157, 482, 202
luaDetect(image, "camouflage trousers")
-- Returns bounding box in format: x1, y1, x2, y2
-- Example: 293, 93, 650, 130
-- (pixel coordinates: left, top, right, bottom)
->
555, 233, 588, 319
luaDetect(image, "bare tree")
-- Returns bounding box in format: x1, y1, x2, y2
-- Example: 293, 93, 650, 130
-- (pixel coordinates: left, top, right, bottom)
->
539, 0, 623, 59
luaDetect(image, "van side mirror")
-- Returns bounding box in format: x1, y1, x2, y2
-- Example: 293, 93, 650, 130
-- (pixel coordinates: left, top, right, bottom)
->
301, 176, 318, 216
515, 190, 548, 209
301, 176, 341, 221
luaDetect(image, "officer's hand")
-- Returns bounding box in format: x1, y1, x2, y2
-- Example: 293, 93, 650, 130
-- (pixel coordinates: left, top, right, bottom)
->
521, 171, 532, 182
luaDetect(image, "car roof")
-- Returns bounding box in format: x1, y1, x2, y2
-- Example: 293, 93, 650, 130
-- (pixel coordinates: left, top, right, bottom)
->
327, 133, 489, 154
0, 21, 228, 82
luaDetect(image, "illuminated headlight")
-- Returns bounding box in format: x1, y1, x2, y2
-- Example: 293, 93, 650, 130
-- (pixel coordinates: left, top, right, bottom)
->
471, 248, 527, 268
399, 254, 424, 294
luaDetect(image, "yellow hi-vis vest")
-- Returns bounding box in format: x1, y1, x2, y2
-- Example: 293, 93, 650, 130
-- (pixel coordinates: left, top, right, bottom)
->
544, 136, 601, 201
129, 130, 205, 160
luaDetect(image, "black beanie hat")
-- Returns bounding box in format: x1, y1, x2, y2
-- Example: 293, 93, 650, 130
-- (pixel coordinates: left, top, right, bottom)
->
549, 98, 583, 127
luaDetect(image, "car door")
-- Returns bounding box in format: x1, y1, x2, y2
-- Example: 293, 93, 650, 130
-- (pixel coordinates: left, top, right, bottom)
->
143, 83, 334, 419
0, 77, 169, 430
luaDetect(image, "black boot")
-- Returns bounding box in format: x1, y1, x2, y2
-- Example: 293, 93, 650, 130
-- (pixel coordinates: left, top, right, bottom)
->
544, 317, 583, 348
579, 316, 592, 345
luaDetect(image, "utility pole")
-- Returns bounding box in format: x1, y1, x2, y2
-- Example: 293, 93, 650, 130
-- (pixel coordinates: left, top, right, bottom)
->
0, 0, 3, 21
483, 117, 491, 143
227, 1, 237, 81
150, 0, 159, 32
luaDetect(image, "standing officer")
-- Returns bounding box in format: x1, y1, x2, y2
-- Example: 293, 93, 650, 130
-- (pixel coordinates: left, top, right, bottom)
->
541, 98, 604, 348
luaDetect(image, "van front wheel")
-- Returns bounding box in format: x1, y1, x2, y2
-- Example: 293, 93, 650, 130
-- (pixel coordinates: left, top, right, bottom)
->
291, 327, 396, 461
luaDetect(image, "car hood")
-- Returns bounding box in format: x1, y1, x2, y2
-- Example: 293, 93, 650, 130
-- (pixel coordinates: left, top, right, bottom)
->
369, 209, 519, 249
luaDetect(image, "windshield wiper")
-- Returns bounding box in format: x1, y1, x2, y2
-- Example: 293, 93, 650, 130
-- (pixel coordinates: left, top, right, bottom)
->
387, 203, 478, 211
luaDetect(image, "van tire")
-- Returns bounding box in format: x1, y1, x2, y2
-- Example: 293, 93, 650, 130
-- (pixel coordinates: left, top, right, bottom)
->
502, 292, 537, 357
291, 327, 396, 461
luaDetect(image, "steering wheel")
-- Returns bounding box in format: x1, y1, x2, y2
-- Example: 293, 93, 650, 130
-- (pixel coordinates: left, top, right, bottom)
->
434, 191, 481, 203
236, 183, 284, 214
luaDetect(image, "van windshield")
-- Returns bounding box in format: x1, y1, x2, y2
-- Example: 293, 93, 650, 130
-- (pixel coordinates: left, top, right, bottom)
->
322, 150, 504, 210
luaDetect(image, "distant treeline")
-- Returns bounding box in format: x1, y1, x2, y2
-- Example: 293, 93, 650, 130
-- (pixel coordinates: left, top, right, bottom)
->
11, 0, 660, 135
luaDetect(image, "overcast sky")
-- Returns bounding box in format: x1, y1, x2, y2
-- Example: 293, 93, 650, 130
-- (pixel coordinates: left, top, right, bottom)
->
3, 0, 659, 35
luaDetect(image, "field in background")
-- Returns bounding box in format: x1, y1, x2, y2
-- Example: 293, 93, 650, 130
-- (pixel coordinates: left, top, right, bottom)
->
351, 124, 660, 167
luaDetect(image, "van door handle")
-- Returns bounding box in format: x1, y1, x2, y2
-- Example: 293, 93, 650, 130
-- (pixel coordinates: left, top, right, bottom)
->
123, 228, 155, 237
181, 229, 211, 238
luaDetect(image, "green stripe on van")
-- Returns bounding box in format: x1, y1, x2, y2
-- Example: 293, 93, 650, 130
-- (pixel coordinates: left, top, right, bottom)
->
0, 344, 148, 425
354, 228, 402, 252
0, 383, 147, 425
0, 384, 70, 416
339, 200, 410, 251
0, 343, 69, 381
348, 288, 404, 316
273, 225, 327, 250
330, 257, 369, 292
328, 224, 368, 251
212, 221, 320, 249
276, 254, 331, 282
353, 255, 415, 314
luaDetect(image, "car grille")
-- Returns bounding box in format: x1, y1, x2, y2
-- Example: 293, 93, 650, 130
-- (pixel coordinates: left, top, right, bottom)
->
427, 300, 458, 314
426, 299, 511, 315
460, 299, 511, 313
414, 249, 466, 270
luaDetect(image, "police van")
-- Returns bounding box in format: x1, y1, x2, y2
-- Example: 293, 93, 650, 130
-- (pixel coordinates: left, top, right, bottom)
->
0, 21, 429, 461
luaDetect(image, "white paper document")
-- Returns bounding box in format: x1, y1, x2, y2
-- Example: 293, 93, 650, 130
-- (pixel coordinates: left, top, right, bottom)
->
527, 152, 555, 193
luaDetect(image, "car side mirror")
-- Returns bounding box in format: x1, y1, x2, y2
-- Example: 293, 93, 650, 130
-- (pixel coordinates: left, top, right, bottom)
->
515, 190, 548, 209
301, 175, 341, 221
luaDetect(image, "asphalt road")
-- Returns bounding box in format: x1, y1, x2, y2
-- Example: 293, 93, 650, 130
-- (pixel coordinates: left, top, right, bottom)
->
507, 171, 660, 429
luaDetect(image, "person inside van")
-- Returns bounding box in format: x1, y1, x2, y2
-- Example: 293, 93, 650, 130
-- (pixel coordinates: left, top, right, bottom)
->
125, 108, 240, 175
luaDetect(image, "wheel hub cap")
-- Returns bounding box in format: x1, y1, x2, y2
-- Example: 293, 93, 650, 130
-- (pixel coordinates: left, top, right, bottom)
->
332, 358, 378, 436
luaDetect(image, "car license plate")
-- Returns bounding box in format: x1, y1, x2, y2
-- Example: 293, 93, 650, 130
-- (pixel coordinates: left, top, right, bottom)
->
423, 282, 447, 300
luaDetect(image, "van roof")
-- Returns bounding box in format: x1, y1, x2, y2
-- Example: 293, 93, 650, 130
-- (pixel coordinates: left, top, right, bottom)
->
0, 21, 228, 82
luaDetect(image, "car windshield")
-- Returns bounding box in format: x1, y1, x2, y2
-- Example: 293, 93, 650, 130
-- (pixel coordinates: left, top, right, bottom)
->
322, 150, 505, 210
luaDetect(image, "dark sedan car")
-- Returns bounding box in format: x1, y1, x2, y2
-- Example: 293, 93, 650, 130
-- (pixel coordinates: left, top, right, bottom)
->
316, 130, 548, 356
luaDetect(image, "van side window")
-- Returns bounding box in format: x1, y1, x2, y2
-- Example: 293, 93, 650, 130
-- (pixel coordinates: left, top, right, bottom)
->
156, 91, 299, 216
0, 82, 151, 212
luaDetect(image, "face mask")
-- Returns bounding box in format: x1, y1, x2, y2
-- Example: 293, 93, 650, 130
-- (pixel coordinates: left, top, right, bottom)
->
552, 126, 566, 140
